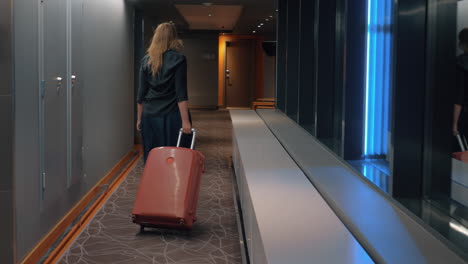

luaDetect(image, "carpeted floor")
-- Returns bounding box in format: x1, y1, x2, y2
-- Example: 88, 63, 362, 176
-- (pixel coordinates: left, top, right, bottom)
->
58, 110, 242, 264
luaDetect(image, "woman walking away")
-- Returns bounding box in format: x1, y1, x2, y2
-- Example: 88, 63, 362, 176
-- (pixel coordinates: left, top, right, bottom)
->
137, 22, 192, 163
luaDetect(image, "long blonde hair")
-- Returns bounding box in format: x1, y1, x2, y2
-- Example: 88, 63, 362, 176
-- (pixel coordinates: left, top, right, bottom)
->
147, 22, 183, 76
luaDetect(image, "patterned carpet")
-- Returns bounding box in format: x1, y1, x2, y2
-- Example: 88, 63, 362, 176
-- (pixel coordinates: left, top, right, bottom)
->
58, 110, 242, 264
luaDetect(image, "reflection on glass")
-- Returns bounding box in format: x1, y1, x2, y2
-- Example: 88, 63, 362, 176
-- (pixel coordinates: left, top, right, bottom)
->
424, 1, 468, 256
453, 28, 468, 144
398, 199, 468, 254
450, 2, 468, 215
349, 159, 390, 193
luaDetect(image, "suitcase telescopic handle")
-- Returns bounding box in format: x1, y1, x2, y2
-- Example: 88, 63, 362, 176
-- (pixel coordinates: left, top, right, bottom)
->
177, 128, 197, 149
457, 134, 467, 152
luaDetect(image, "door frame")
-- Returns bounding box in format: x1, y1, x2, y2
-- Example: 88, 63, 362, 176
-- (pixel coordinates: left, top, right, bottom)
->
218, 34, 264, 108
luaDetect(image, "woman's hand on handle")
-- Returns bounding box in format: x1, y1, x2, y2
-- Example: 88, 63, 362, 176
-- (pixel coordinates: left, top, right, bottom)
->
182, 120, 192, 134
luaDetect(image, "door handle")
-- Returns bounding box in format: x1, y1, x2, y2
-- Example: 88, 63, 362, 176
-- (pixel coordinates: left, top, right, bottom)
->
226, 70, 232, 86
71, 75, 77, 88
55, 77, 63, 92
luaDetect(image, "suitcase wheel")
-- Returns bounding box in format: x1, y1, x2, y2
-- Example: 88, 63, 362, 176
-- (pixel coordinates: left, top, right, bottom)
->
179, 218, 186, 225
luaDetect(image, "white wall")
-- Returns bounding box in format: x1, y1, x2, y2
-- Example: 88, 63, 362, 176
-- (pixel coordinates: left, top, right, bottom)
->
0, 0, 14, 262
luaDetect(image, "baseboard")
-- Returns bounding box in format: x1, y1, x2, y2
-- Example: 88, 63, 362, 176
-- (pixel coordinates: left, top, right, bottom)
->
226, 107, 251, 110
189, 105, 218, 110
20, 147, 142, 264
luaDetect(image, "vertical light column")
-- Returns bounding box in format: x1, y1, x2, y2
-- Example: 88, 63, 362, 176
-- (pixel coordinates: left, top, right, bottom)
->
364, 0, 393, 157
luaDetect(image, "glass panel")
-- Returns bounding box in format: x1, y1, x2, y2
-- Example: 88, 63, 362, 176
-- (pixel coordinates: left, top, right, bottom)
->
276, 0, 287, 111
285, 0, 300, 120
316, 0, 343, 155
347, 0, 394, 193
408, 0, 468, 255
298, 0, 316, 135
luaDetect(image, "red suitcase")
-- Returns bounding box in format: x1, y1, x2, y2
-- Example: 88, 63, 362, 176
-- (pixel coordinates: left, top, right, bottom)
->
453, 151, 468, 162
132, 129, 205, 231
454, 134, 468, 163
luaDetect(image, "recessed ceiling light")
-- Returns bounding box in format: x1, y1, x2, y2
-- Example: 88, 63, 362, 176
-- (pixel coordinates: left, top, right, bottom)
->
258, 25, 261, 28
276, 9, 278, 12
265, 19, 269, 21
260, 23, 264, 25
208, 13, 213, 17
270, 15, 273, 18
202, 2, 212, 6
253, 30, 256, 33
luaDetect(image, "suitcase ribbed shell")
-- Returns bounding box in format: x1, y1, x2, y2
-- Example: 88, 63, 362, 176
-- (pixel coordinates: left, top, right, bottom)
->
132, 147, 205, 230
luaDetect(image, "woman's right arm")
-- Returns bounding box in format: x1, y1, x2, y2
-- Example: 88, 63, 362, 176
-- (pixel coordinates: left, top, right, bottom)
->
137, 103, 144, 131
175, 56, 192, 134
136, 61, 148, 131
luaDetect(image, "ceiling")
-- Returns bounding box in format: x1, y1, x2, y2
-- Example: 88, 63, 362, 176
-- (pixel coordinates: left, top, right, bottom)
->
175, 4, 243, 31
128, 0, 277, 36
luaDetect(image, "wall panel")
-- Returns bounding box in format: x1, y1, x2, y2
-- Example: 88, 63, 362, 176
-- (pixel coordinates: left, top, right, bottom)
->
14, 0, 134, 260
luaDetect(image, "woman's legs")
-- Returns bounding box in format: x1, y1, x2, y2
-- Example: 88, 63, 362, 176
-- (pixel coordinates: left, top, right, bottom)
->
166, 111, 193, 148
141, 115, 154, 163
141, 111, 194, 164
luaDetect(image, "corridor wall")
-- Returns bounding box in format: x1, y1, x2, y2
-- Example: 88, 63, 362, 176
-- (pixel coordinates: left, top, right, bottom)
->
181, 33, 219, 108
13, 0, 134, 261
0, 0, 14, 262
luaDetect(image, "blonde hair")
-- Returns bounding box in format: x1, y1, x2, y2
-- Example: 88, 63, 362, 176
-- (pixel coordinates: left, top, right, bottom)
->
147, 22, 183, 76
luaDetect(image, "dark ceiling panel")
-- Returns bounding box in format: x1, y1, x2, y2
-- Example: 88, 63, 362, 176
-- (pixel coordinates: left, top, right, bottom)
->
128, 0, 277, 35
175, 4, 244, 30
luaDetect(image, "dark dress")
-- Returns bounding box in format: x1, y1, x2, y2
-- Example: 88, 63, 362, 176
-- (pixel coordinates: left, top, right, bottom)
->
456, 54, 468, 137
137, 50, 191, 162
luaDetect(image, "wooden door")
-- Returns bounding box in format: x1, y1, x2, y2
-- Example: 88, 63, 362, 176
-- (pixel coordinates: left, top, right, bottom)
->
225, 40, 256, 108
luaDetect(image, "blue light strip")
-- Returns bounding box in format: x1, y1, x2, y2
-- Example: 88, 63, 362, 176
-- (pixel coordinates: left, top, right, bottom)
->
364, 0, 393, 157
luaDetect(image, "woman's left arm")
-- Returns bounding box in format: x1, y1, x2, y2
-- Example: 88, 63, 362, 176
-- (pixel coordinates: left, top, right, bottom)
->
175, 56, 192, 134
178, 101, 191, 134
137, 61, 148, 131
